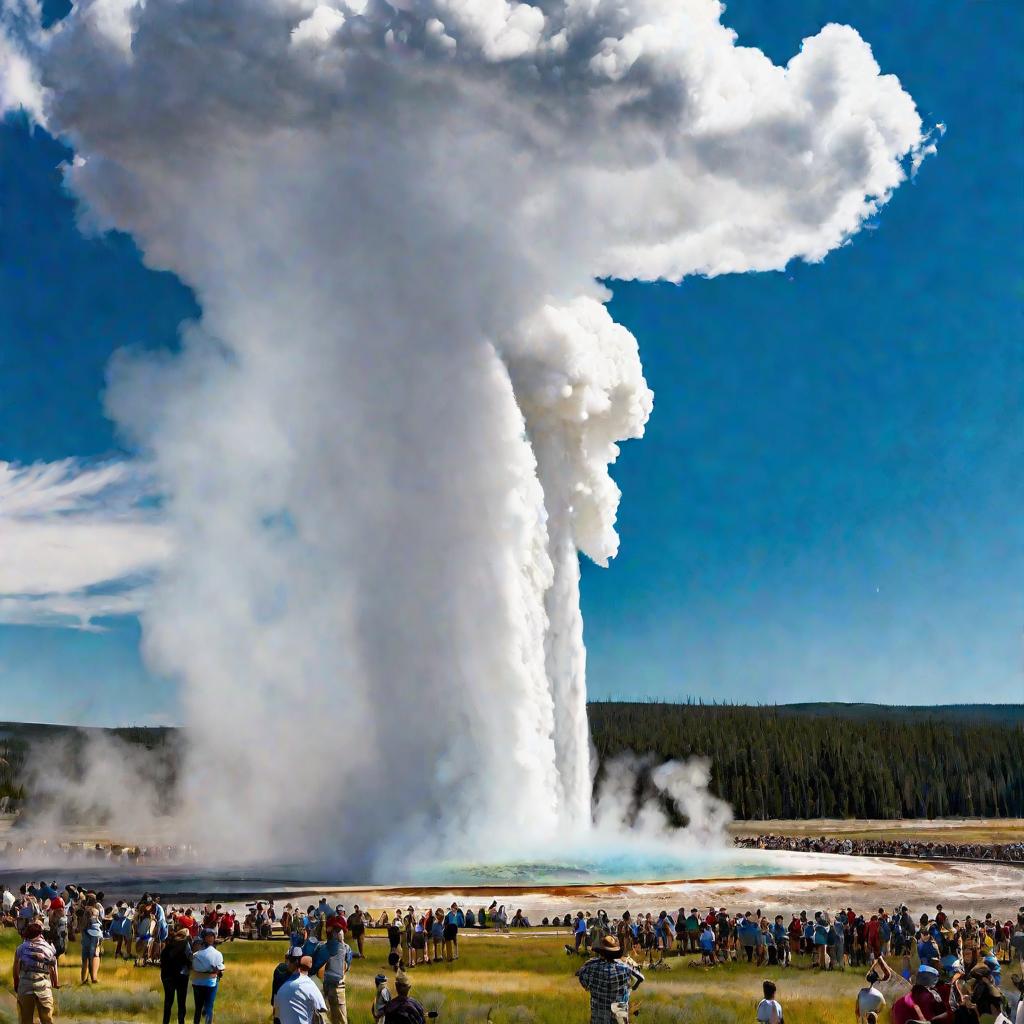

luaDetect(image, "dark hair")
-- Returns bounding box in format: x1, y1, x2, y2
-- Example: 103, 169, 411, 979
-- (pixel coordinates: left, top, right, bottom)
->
763, 981, 777, 999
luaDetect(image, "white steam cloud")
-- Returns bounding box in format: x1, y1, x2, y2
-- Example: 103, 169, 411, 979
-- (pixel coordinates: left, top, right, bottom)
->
3, 0, 931, 875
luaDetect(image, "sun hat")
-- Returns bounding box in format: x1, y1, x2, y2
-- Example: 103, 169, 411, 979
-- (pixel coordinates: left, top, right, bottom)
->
395, 970, 412, 992
595, 935, 623, 958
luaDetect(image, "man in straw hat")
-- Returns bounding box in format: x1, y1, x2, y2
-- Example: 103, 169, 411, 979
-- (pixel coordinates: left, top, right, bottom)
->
577, 933, 645, 1024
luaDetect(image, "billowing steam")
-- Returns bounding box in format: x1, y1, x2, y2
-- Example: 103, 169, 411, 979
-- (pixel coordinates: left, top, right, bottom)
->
3, 0, 930, 875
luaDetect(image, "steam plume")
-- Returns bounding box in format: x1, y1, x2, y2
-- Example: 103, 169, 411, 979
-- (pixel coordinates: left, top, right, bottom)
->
4, 0, 930, 875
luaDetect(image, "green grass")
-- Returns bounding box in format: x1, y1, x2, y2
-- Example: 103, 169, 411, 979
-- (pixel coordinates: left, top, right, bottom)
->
0, 928, 883, 1023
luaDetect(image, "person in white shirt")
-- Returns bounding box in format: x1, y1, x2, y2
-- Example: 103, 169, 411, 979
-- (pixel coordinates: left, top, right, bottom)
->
191, 930, 225, 1023
756, 980, 782, 1024
855, 957, 908, 1022
274, 955, 327, 1024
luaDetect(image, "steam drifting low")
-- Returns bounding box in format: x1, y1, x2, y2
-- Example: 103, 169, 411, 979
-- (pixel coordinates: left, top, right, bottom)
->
4, 0, 930, 875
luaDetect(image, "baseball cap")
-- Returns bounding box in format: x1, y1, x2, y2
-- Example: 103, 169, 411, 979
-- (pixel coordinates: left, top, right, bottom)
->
288, 946, 304, 959
917, 965, 939, 982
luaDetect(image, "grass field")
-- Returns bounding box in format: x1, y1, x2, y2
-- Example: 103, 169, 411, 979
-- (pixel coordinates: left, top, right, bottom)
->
0, 927, 893, 1024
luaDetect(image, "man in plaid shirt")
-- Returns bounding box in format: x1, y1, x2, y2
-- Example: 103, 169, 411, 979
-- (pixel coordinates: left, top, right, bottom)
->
577, 934, 644, 1023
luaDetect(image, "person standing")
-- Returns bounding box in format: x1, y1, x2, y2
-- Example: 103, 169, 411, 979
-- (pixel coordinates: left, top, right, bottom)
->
444, 903, 460, 962
190, 929, 225, 1024
312, 927, 352, 1024
387, 916, 403, 967
577, 935, 644, 1024
271, 947, 302, 1024
273, 954, 327, 1024
756, 980, 783, 1023
153, 895, 169, 961
371, 973, 392, 1022
46, 896, 67, 963
12, 921, 60, 1024
80, 896, 104, 984
110, 902, 132, 960
160, 927, 193, 1024
348, 905, 365, 959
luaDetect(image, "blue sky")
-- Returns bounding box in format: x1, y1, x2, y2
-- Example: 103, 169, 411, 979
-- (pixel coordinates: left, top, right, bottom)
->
1, 0, 1022, 724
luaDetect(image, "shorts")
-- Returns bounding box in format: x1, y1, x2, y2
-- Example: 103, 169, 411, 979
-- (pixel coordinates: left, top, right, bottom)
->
158, 924, 169, 942
443, 925, 458, 942
412, 933, 426, 950
82, 933, 103, 960
350, 925, 364, 938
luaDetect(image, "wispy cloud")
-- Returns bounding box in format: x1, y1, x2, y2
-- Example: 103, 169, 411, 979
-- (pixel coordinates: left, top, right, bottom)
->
0, 458, 170, 629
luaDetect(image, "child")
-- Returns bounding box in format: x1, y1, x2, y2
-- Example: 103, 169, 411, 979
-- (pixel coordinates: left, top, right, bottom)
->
371, 972, 392, 1021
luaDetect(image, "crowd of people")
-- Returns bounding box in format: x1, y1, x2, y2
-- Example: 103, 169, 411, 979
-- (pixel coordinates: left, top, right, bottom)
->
5, 874, 1024, 1024
0, 839, 199, 864
734, 835, 1024, 863
567, 902, 1024, 1023
562, 904, 1024, 973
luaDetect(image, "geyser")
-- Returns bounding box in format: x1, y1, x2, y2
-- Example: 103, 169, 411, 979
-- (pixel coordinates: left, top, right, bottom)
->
4, 0, 930, 877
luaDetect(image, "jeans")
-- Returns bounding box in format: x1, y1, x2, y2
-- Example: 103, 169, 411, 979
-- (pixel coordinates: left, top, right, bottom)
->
163, 976, 188, 1024
192, 984, 218, 1024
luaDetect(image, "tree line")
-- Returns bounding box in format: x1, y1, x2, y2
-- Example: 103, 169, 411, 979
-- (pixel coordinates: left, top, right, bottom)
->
587, 701, 1024, 819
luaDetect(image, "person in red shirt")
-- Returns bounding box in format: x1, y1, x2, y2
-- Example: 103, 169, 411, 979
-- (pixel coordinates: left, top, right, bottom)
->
325, 906, 348, 935
866, 915, 881, 958
891, 966, 952, 1024
787, 917, 802, 961
176, 909, 199, 939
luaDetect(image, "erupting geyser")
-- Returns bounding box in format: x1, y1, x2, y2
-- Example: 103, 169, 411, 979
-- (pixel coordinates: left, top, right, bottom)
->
2, 0, 931, 876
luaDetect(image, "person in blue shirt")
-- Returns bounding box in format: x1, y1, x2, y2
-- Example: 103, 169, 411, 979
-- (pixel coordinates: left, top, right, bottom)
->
699, 923, 716, 965
917, 930, 940, 966
444, 904, 461, 962
573, 912, 588, 954
311, 928, 351, 1024
813, 913, 830, 970
772, 916, 789, 967
738, 914, 760, 963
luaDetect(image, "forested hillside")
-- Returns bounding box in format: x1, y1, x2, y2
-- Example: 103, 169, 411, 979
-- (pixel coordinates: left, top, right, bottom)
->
4, 705, 1024, 819
587, 702, 1024, 819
